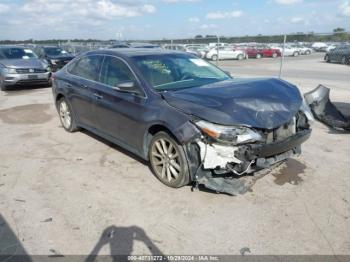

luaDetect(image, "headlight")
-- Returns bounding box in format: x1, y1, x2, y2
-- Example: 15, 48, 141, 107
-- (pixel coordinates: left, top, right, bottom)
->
195, 120, 262, 144
3, 68, 17, 74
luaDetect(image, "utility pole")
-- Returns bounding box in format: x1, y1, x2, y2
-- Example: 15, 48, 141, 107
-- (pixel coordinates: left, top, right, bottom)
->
217, 35, 220, 66
279, 34, 287, 78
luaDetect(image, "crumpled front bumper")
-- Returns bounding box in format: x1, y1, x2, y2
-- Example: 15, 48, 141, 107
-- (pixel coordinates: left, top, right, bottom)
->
190, 129, 311, 195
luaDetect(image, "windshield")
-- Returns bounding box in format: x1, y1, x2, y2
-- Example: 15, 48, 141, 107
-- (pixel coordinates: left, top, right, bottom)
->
132, 54, 230, 91
0, 48, 38, 59
44, 47, 68, 56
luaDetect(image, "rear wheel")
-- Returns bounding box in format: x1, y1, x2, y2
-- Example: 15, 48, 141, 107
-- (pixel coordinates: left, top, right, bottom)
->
341, 56, 348, 65
325, 54, 330, 62
237, 54, 244, 60
149, 132, 190, 188
211, 54, 218, 61
272, 53, 278, 58
293, 51, 299, 57
256, 53, 262, 59
305, 50, 311, 55
57, 97, 78, 132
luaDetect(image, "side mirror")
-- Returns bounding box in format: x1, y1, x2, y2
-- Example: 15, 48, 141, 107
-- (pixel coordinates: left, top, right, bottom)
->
114, 81, 140, 95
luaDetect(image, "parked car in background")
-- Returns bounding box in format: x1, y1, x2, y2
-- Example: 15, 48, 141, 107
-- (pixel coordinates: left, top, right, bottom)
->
163, 44, 201, 57
206, 47, 246, 61
291, 44, 313, 55
35, 46, 75, 72
128, 43, 161, 49
312, 42, 328, 52
243, 45, 281, 58
324, 45, 350, 65
52, 48, 312, 195
271, 45, 300, 57
0, 46, 51, 91
110, 43, 130, 48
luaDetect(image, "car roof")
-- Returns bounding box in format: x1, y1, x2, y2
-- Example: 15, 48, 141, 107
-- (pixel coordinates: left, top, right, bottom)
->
84, 48, 191, 58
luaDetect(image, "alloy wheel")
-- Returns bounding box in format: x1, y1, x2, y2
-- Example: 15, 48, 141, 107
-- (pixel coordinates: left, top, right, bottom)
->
150, 138, 181, 183
59, 100, 72, 129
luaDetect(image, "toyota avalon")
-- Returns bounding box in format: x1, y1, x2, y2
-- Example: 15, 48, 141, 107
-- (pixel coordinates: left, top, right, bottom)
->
52, 49, 312, 195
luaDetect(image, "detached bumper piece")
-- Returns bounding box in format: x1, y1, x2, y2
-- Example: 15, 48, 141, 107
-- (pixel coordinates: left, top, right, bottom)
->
304, 85, 350, 130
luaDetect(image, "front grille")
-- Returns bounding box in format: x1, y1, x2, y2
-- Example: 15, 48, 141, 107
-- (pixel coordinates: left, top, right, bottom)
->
17, 79, 49, 85
16, 68, 47, 74
264, 117, 297, 144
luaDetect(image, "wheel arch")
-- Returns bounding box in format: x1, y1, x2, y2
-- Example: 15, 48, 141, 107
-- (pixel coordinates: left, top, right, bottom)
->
143, 124, 179, 160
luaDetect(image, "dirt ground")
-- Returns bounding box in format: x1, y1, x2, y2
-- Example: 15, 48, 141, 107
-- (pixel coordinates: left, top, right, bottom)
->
0, 53, 350, 258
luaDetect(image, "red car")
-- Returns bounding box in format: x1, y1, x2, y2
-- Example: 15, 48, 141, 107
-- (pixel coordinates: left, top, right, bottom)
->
242, 46, 281, 59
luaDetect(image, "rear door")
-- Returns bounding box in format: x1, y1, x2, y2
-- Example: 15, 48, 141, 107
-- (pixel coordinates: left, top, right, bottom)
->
65, 55, 104, 128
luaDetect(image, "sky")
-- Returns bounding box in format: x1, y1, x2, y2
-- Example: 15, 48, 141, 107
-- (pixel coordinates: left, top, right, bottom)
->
0, 0, 349, 40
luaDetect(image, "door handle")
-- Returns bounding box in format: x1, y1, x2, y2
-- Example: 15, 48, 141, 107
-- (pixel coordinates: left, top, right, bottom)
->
93, 93, 103, 99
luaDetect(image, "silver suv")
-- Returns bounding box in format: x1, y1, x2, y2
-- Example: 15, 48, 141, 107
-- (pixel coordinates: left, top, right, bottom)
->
0, 46, 51, 91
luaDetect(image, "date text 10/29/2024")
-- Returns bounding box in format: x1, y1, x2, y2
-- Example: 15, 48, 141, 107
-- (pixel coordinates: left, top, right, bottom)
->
128, 255, 220, 261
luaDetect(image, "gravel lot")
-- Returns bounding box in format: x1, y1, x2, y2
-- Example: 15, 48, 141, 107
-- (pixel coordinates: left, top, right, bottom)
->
0, 53, 350, 258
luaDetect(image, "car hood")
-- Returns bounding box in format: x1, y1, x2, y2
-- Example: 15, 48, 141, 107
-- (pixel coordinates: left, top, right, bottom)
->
162, 78, 302, 129
0, 58, 46, 69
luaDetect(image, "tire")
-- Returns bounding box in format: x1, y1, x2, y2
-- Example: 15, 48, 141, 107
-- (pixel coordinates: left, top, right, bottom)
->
341, 56, 348, 65
211, 54, 218, 61
57, 97, 78, 132
293, 51, 299, 57
325, 54, 330, 63
237, 54, 244, 60
149, 131, 190, 188
272, 53, 278, 58
305, 50, 311, 55
256, 53, 262, 59
0, 79, 7, 91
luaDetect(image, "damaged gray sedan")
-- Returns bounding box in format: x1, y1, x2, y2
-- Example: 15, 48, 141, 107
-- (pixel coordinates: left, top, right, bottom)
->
52, 49, 312, 195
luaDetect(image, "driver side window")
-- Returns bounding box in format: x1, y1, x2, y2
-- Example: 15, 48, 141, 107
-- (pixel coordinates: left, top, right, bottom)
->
100, 56, 136, 87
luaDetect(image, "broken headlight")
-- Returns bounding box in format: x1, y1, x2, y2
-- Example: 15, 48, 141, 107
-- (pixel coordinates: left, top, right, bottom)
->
195, 120, 262, 145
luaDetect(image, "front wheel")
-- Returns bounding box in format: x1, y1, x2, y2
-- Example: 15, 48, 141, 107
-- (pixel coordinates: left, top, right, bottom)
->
0, 77, 7, 91
256, 53, 262, 59
293, 51, 299, 57
149, 132, 190, 188
237, 54, 244, 60
272, 53, 278, 58
57, 97, 78, 132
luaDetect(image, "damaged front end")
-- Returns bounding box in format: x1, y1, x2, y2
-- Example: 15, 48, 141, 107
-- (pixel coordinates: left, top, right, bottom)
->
184, 111, 312, 196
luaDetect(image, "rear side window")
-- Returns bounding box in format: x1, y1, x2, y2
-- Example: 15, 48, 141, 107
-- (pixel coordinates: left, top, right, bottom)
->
100, 56, 136, 87
68, 55, 103, 81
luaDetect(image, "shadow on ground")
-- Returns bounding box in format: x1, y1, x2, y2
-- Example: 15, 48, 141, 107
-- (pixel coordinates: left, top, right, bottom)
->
85, 225, 167, 262
0, 214, 32, 262
2, 84, 51, 93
